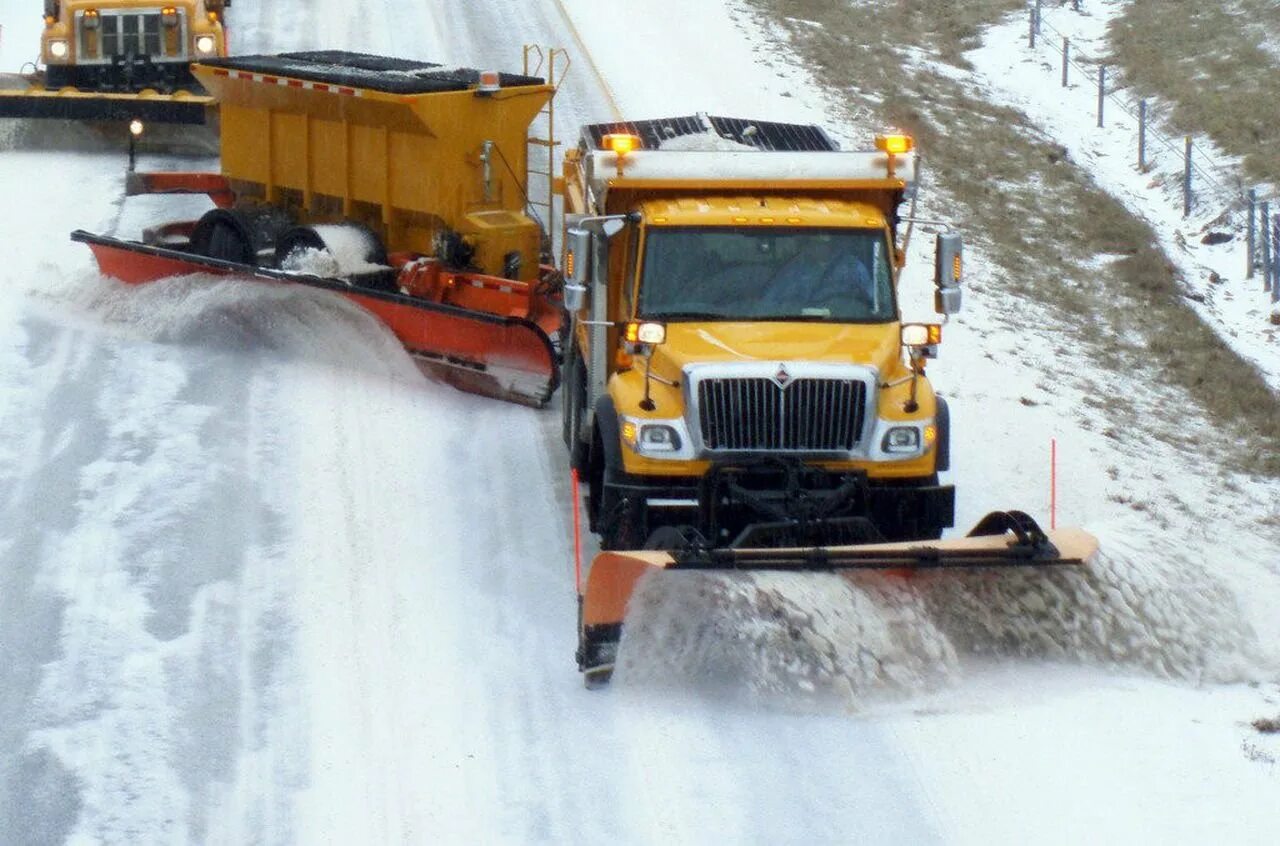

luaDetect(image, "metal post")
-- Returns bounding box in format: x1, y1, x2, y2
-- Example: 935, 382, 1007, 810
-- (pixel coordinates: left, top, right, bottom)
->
1183, 137, 1193, 218
1036, 0, 1043, 33
1062, 38, 1070, 87
1138, 100, 1147, 171
1247, 188, 1256, 280
1029, 7, 1037, 48
1097, 66, 1106, 128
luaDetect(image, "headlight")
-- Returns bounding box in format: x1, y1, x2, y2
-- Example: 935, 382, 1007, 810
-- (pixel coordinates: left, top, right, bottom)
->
881, 426, 921, 454
638, 424, 681, 453
621, 417, 686, 457
48, 39, 69, 59
195, 35, 217, 55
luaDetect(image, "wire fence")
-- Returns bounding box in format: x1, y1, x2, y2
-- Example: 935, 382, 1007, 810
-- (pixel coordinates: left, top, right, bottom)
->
1027, 0, 1279, 305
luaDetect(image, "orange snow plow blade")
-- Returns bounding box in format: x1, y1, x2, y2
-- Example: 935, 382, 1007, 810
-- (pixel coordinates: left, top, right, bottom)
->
577, 512, 1099, 685
72, 230, 560, 406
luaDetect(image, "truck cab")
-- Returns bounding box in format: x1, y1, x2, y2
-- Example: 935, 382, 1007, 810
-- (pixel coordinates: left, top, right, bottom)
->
559, 115, 964, 549
40, 0, 229, 92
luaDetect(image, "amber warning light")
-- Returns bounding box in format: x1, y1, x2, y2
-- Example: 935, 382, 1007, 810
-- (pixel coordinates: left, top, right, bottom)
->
874, 133, 914, 155
603, 133, 641, 156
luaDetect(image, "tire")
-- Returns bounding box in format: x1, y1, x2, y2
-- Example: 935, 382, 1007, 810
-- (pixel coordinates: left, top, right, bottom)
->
190, 207, 292, 267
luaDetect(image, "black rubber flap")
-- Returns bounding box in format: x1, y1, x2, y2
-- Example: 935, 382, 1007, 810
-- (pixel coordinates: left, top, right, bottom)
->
200, 51, 544, 94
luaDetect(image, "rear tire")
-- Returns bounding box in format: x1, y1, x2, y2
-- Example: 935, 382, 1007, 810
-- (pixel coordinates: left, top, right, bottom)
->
190, 207, 292, 267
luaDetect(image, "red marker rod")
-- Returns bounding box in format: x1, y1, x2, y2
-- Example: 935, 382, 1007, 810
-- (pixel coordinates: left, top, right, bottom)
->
570, 468, 583, 596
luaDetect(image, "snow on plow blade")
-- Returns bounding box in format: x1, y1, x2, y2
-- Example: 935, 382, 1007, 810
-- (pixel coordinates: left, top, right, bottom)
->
577, 511, 1099, 685
0, 76, 213, 124
71, 230, 559, 406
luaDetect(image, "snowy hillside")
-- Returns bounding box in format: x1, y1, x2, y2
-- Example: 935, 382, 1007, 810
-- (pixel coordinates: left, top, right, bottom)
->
0, 0, 1277, 844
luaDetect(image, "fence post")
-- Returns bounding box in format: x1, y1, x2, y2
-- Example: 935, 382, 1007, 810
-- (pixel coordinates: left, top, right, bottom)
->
1262, 201, 1272, 292
1183, 137, 1193, 218
1097, 66, 1106, 128
1029, 6, 1037, 48
1247, 189, 1257, 280
1272, 215, 1279, 303
1036, 0, 1043, 32
1271, 214, 1279, 303
1138, 100, 1147, 171
1062, 39, 1070, 86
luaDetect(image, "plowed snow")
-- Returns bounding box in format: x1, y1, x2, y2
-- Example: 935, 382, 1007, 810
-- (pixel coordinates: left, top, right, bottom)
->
615, 526, 1272, 710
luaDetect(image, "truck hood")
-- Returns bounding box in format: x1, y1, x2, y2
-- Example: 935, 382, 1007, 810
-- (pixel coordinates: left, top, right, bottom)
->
650, 322, 902, 379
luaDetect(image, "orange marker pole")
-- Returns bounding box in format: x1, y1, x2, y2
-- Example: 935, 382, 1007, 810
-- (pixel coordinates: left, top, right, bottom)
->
1050, 438, 1058, 531
570, 468, 583, 595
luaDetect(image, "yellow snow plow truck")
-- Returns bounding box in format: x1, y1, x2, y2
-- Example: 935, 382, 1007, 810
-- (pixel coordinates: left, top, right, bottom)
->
559, 115, 1099, 685
0, 0, 228, 124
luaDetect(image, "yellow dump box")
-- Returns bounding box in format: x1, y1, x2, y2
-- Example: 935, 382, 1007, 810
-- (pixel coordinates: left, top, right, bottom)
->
193, 52, 555, 282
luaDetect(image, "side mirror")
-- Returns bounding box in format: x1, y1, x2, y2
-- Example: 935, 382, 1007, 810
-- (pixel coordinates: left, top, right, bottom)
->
934, 232, 963, 315
563, 226, 592, 312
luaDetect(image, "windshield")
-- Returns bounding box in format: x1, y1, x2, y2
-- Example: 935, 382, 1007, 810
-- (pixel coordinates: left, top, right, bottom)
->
638, 226, 896, 322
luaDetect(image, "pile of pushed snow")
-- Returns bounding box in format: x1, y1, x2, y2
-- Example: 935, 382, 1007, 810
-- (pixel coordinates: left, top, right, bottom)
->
614, 527, 1273, 709
615, 570, 959, 710
278, 225, 389, 279
658, 130, 759, 152
46, 270, 415, 374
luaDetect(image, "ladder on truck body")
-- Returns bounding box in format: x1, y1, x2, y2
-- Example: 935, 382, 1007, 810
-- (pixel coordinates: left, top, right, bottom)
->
523, 45, 571, 261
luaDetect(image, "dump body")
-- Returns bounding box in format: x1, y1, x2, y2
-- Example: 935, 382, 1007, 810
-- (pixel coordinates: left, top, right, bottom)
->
194, 53, 554, 282
559, 114, 956, 551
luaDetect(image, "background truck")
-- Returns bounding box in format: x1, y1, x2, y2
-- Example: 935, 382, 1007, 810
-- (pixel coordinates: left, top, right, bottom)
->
0, 0, 230, 123
73, 49, 567, 404
559, 114, 963, 550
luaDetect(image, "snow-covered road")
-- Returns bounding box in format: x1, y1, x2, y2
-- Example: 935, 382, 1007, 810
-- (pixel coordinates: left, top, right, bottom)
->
1, 0, 1277, 843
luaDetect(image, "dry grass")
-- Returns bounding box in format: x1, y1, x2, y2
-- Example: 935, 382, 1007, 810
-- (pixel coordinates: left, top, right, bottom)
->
1255, 716, 1280, 734
1109, 0, 1280, 187
744, 0, 1280, 476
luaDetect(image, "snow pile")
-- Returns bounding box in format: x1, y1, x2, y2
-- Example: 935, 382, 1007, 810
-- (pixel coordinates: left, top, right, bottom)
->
922, 527, 1271, 684
615, 527, 1272, 710
46, 270, 413, 373
277, 225, 389, 279
659, 130, 759, 153
615, 571, 959, 710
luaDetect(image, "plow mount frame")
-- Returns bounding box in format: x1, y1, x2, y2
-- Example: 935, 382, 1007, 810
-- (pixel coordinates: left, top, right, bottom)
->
576, 510, 1098, 686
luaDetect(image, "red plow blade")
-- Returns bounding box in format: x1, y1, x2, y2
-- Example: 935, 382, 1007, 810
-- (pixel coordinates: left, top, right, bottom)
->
73, 230, 559, 406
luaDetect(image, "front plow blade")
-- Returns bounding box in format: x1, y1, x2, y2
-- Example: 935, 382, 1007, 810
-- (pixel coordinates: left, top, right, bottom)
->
0, 75, 213, 124
577, 511, 1099, 684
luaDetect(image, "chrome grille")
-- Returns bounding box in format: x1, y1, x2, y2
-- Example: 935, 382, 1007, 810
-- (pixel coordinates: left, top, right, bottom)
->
100, 13, 165, 58
696, 377, 867, 452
